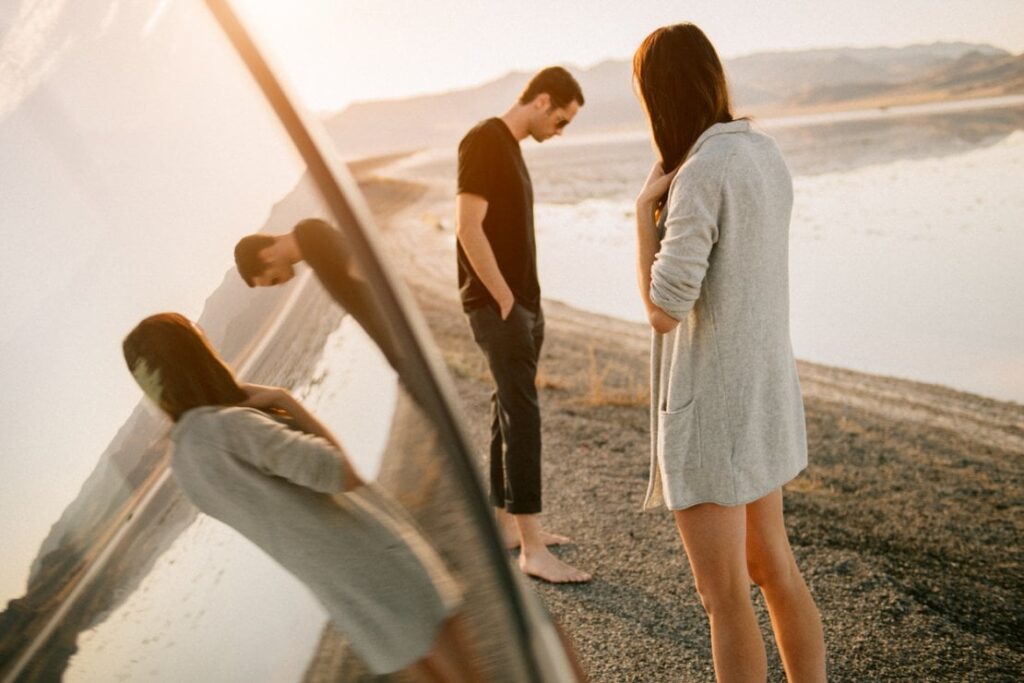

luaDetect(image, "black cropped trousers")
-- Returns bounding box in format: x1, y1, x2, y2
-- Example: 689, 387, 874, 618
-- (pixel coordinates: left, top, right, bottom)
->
466, 302, 545, 514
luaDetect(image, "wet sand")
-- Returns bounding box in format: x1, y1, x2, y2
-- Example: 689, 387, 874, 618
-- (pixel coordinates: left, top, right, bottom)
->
368, 172, 1024, 681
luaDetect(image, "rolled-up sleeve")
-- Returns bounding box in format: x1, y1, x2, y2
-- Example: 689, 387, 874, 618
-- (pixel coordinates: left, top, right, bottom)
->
649, 152, 730, 320
225, 408, 347, 494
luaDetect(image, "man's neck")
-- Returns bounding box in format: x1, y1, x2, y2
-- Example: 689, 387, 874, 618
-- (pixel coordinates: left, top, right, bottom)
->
278, 232, 303, 264
500, 105, 531, 142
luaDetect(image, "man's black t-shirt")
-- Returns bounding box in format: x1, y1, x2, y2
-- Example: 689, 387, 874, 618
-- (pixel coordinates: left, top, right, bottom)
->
456, 117, 538, 313
294, 220, 401, 371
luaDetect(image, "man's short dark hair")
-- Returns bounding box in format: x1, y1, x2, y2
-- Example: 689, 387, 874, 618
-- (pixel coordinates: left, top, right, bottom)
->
519, 66, 585, 109
234, 233, 276, 287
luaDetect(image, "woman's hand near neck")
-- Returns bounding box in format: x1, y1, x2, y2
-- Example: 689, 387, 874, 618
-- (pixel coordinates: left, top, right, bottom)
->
635, 163, 682, 335
238, 383, 364, 489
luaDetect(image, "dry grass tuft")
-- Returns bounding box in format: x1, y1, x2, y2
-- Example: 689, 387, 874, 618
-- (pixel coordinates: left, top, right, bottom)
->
581, 346, 648, 407
536, 366, 568, 391
443, 349, 491, 383
444, 342, 639, 404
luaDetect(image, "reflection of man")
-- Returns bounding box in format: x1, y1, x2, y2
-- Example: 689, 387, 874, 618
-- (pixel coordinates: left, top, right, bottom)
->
234, 218, 400, 370
456, 67, 590, 583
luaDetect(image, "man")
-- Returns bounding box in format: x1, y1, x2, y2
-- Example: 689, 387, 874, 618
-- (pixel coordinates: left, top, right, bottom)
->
234, 218, 401, 371
456, 67, 590, 583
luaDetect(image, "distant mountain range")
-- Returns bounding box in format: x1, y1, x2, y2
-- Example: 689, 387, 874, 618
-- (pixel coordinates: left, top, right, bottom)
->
323, 42, 1024, 158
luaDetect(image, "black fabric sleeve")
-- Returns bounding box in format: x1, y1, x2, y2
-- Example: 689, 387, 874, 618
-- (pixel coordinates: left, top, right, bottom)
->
296, 222, 403, 372
457, 127, 496, 200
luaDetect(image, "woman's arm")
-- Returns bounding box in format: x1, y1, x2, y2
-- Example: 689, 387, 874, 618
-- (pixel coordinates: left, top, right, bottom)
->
635, 163, 683, 334
241, 383, 340, 447
239, 383, 363, 489
645, 151, 728, 329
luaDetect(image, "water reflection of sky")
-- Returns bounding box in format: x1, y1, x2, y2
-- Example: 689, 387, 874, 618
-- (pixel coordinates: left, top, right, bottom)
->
786, 128, 1024, 401
522, 102, 1024, 402
69, 516, 330, 682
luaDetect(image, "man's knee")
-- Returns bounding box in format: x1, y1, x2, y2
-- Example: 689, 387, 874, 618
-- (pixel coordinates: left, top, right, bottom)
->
491, 364, 540, 411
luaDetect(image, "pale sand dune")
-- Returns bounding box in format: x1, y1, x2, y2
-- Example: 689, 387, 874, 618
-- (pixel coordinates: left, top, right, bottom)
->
357, 172, 1023, 681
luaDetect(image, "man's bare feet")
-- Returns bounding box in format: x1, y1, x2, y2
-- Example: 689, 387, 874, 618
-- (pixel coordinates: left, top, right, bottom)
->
504, 528, 571, 550
518, 546, 592, 584
496, 509, 571, 549
499, 511, 590, 582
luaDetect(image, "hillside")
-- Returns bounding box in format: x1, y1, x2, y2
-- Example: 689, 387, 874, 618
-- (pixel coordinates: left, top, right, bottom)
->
322, 42, 1022, 158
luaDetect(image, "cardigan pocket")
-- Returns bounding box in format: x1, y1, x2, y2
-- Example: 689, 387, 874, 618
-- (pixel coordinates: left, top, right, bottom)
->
657, 399, 702, 474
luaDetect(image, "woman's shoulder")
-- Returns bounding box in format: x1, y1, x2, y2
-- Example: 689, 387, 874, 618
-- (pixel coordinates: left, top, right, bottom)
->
669, 132, 738, 197
679, 122, 783, 184
172, 406, 269, 445
675, 123, 743, 179
694, 119, 781, 155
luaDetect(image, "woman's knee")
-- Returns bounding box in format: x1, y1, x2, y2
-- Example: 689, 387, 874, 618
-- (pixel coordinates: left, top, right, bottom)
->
692, 572, 752, 616
746, 550, 797, 593
745, 490, 800, 591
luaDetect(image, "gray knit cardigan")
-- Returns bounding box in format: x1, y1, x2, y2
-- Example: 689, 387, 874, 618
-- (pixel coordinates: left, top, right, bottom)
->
645, 120, 808, 510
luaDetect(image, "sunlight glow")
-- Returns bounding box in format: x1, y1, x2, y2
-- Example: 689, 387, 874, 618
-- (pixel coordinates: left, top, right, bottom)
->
0, 0, 73, 122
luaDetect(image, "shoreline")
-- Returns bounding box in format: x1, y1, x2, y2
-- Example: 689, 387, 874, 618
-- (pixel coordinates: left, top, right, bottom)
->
365, 167, 1024, 680
336, 93, 1024, 160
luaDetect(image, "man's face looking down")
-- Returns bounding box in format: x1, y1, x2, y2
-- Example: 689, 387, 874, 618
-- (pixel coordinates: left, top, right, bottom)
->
251, 247, 295, 287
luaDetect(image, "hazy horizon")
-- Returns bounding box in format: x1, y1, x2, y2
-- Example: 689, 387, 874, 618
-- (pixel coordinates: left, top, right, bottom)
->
316, 39, 1020, 112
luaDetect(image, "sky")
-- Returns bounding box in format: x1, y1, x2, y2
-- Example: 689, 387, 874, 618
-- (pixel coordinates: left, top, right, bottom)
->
232, 0, 1024, 112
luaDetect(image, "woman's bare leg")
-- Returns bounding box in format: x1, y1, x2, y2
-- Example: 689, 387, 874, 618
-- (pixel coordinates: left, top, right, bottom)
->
745, 489, 826, 682
674, 503, 766, 682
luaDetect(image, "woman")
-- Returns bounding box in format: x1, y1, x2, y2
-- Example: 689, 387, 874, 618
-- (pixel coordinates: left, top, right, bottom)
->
632, 24, 826, 682
123, 312, 477, 681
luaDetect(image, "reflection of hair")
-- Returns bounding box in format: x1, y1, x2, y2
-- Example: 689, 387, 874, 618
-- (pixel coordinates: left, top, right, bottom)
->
634, 23, 734, 207
292, 217, 332, 234
123, 313, 246, 421
234, 234, 276, 287
519, 66, 585, 109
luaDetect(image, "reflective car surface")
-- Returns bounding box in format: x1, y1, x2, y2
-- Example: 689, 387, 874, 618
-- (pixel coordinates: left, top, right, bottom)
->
0, 1, 576, 680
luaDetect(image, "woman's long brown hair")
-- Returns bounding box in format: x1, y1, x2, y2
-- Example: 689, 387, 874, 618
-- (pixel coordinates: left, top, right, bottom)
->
123, 312, 247, 421
633, 23, 735, 210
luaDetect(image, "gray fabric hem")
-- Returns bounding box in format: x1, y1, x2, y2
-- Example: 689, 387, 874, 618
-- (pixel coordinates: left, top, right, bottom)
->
643, 462, 808, 512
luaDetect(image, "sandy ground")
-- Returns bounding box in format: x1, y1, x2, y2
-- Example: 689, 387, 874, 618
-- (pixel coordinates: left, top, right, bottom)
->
364, 171, 1024, 682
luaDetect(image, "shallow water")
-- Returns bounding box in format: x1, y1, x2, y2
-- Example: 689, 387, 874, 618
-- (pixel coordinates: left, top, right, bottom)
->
533, 130, 1024, 403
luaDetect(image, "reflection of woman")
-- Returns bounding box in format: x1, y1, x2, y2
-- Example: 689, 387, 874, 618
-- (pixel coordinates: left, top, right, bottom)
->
122, 313, 477, 681
632, 25, 826, 681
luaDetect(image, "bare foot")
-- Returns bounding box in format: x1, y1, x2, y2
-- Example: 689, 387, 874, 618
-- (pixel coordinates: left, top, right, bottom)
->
496, 510, 571, 549
504, 529, 571, 550
518, 546, 591, 584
